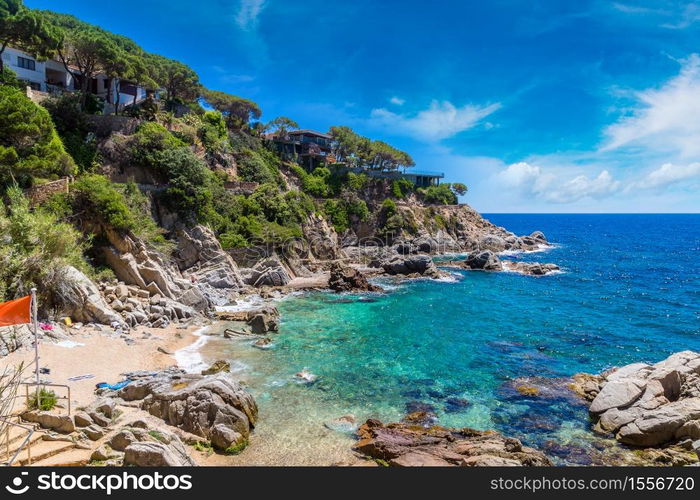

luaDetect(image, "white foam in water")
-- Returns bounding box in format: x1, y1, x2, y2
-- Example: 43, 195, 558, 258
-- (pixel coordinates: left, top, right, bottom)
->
175, 326, 210, 373
435, 270, 462, 282
215, 295, 267, 312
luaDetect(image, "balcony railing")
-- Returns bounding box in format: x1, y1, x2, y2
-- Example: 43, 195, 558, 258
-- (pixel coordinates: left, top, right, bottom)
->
402, 169, 445, 178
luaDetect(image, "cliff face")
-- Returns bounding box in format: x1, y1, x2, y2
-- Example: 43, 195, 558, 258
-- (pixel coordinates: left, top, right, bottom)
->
340, 202, 544, 258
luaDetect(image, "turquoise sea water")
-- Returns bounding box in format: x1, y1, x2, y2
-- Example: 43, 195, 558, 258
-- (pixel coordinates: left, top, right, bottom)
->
199, 214, 700, 465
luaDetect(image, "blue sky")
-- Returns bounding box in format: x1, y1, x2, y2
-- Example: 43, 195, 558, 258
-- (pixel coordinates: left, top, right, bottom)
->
26, 0, 700, 212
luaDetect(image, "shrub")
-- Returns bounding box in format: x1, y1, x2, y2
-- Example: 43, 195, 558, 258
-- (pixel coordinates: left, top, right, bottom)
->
0, 67, 24, 90
237, 148, 281, 185
391, 178, 413, 199
71, 174, 136, 232
0, 85, 75, 188
129, 122, 185, 172
346, 198, 369, 221
28, 388, 58, 411
224, 440, 248, 455
323, 199, 349, 233
0, 187, 88, 306
346, 172, 368, 191
160, 149, 221, 221
219, 232, 248, 249
198, 111, 228, 153
381, 198, 397, 217
291, 164, 333, 198
42, 93, 99, 173
420, 184, 457, 205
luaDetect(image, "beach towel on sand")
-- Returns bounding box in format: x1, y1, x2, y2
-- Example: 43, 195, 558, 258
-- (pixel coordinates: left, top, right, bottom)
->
96, 379, 131, 391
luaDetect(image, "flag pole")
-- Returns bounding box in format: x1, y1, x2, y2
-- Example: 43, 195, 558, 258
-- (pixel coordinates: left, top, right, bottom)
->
30, 288, 39, 395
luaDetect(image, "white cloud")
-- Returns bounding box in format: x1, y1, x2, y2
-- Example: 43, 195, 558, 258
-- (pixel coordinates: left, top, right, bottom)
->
389, 96, 405, 106
545, 170, 620, 203
495, 162, 620, 204
632, 162, 700, 189
601, 54, 700, 157
661, 3, 700, 29
236, 0, 267, 30
369, 100, 501, 142
497, 162, 548, 192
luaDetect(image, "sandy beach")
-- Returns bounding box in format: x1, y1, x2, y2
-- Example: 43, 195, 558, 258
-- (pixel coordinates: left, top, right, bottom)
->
1, 323, 203, 411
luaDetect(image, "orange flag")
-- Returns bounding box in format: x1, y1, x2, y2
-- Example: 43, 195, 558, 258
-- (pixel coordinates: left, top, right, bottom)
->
0, 295, 32, 327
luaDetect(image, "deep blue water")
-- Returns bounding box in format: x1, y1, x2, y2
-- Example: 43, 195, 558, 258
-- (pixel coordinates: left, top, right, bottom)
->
202, 214, 700, 464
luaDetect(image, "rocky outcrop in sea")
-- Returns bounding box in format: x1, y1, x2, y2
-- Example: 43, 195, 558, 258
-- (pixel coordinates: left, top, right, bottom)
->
571, 351, 700, 462
328, 263, 382, 292
353, 419, 552, 466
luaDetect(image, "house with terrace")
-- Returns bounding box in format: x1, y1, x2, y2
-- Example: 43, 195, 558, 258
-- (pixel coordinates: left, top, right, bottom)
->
268, 129, 334, 170
2, 46, 150, 112
269, 128, 443, 187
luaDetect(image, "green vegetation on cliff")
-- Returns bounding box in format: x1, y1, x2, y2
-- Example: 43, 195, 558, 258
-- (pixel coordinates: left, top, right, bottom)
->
0, 0, 471, 303
0, 85, 75, 187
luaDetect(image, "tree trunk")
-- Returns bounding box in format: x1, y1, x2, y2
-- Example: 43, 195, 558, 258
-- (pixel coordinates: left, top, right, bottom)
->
0, 43, 6, 73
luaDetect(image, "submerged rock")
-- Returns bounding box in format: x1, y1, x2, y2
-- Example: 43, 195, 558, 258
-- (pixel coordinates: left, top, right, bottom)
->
502, 261, 560, 276
353, 419, 552, 466
252, 337, 273, 349
328, 262, 382, 293
202, 360, 230, 375
324, 414, 358, 433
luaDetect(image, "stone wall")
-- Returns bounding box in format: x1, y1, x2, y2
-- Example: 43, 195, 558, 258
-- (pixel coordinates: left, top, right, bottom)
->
26, 177, 72, 206
224, 181, 259, 195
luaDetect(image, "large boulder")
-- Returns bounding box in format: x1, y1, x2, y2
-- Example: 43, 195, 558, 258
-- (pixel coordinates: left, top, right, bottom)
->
328, 263, 382, 292
585, 351, 700, 448
118, 368, 257, 451
380, 254, 440, 278
244, 256, 291, 287
57, 266, 123, 325
103, 226, 244, 313
174, 225, 245, 305
463, 251, 502, 271
21, 410, 75, 434
353, 419, 551, 466
479, 235, 506, 252
0, 324, 34, 357
247, 307, 280, 334
123, 441, 195, 467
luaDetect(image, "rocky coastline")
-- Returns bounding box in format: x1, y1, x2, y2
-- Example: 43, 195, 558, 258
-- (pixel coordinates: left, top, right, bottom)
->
9, 202, 699, 468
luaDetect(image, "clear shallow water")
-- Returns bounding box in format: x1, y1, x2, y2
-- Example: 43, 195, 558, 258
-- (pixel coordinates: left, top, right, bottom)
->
199, 214, 700, 465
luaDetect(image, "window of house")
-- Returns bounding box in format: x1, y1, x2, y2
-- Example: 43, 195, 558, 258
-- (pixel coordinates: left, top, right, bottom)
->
17, 56, 36, 71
